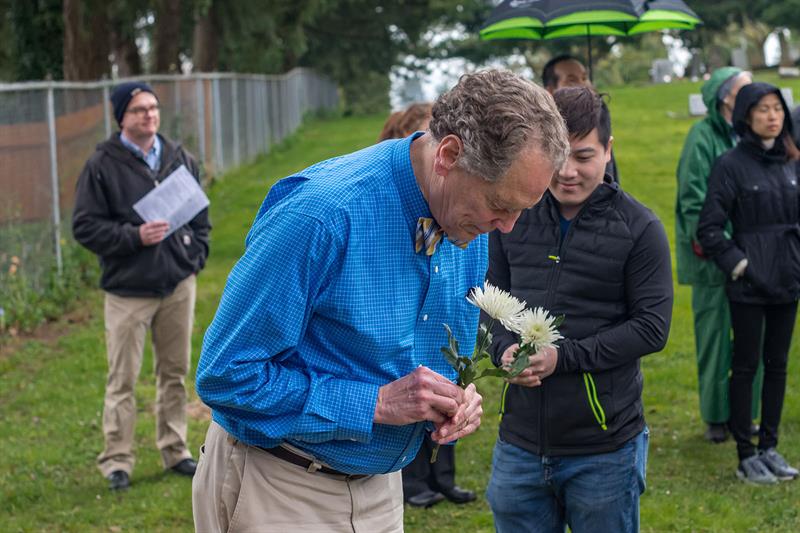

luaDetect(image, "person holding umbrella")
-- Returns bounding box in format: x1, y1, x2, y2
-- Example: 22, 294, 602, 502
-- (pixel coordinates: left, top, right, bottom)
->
541, 54, 619, 183
697, 82, 800, 485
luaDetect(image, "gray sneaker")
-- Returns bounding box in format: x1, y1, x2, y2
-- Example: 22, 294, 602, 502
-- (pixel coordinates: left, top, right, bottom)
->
736, 455, 778, 485
759, 448, 799, 481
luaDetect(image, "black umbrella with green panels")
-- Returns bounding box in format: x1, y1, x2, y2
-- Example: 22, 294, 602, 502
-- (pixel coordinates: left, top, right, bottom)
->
480, 0, 702, 80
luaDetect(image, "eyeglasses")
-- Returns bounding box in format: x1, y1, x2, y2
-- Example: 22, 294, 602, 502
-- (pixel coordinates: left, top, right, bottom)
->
126, 104, 160, 116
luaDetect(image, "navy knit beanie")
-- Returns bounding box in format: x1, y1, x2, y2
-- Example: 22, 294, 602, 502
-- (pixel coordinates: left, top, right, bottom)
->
110, 81, 158, 127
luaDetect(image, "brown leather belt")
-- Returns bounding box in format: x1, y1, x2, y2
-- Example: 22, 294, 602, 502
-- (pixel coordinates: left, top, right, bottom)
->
259, 445, 369, 481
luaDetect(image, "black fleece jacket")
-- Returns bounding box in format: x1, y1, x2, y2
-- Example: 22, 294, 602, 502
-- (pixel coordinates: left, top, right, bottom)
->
72, 133, 211, 297
697, 82, 800, 305
487, 181, 673, 456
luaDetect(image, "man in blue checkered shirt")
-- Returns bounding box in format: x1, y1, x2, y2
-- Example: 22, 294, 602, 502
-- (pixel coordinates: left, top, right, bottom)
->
192, 69, 570, 532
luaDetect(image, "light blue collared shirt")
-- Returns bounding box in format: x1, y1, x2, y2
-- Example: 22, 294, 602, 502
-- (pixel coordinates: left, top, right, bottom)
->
120, 133, 162, 172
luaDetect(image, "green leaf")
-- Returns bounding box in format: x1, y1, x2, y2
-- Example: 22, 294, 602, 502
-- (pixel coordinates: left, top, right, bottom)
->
508, 353, 531, 377
552, 314, 565, 328
472, 348, 491, 364
440, 346, 459, 370
444, 323, 460, 357
461, 366, 476, 387
473, 321, 494, 357
476, 367, 510, 381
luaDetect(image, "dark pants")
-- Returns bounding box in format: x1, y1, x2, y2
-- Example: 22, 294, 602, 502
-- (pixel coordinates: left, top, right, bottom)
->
402, 434, 455, 499
729, 300, 798, 460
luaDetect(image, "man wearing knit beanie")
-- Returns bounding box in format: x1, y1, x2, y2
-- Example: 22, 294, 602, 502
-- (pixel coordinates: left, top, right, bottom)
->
72, 82, 211, 491
110, 82, 158, 128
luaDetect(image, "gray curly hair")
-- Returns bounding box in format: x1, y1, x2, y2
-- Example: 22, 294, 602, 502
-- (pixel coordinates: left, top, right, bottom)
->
429, 69, 569, 182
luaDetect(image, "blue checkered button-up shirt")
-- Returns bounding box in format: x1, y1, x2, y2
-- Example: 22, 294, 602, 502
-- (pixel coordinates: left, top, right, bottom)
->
196, 133, 487, 474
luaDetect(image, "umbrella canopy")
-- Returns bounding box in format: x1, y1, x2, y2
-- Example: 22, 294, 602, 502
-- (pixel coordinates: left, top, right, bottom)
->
480, 0, 702, 80
480, 0, 701, 41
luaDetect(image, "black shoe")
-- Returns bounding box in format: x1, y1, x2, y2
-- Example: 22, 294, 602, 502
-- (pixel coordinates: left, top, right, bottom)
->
704, 423, 728, 443
170, 458, 197, 477
107, 470, 130, 491
440, 486, 476, 504
406, 490, 446, 508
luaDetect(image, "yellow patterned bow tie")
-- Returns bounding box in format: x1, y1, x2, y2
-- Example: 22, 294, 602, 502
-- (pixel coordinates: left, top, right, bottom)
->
415, 217, 468, 255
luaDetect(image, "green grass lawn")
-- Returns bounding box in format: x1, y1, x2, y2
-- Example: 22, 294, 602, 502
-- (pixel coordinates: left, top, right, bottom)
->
3, 73, 800, 532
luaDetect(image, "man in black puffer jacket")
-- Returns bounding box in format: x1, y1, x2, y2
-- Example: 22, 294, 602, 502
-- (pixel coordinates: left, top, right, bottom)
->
485, 87, 673, 533
73, 82, 211, 491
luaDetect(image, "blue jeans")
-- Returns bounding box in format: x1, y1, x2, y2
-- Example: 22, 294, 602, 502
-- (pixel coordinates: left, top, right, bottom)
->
486, 428, 649, 533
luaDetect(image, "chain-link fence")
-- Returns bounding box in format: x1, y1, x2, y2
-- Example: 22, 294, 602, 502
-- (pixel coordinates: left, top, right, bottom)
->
0, 69, 338, 291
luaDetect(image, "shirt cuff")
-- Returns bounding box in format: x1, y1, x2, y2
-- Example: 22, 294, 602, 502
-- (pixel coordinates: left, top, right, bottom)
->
307, 378, 379, 443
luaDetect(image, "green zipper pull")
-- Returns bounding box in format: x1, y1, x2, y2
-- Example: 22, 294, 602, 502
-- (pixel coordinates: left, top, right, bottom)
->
583, 373, 608, 431
548, 255, 560, 263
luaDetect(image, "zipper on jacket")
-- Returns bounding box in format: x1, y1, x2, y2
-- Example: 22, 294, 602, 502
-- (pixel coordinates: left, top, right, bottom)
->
583, 373, 608, 431
540, 210, 576, 453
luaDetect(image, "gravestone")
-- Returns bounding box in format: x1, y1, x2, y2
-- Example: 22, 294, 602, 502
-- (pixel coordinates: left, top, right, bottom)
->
651, 59, 674, 84
731, 48, 749, 70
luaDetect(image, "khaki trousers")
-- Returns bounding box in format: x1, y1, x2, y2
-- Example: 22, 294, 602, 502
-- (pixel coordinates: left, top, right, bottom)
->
192, 421, 404, 533
97, 275, 196, 477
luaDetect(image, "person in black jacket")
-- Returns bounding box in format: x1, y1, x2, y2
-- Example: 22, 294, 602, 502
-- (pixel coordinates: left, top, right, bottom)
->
72, 82, 211, 491
485, 86, 672, 533
697, 82, 800, 485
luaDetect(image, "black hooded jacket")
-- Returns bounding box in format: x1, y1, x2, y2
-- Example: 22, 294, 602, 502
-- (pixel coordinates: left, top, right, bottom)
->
487, 181, 673, 456
697, 83, 800, 305
72, 133, 211, 297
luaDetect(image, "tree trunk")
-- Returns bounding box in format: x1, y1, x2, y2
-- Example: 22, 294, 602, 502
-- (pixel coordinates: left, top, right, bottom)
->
62, 0, 82, 80
741, 35, 767, 71
778, 29, 794, 67
110, 25, 142, 77
192, 2, 218, 72
154, 0, 182, 73
87, 4, 110, 78
63, 0, 109, 80
706, 45, 728, 71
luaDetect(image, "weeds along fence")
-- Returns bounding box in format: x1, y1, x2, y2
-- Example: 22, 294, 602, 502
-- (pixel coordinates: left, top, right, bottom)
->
0, 69, 338, 307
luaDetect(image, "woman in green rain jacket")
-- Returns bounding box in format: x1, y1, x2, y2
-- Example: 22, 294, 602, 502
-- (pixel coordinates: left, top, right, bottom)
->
675, 67, 761, 443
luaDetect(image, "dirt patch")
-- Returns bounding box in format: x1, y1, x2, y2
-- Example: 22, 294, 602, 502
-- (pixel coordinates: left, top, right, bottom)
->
0, 304, 96, 359
186, 399, 212, 421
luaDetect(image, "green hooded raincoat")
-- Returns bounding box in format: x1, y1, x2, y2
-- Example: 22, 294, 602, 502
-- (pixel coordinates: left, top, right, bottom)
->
676, 67, 740, 285
675, 67, 761, 425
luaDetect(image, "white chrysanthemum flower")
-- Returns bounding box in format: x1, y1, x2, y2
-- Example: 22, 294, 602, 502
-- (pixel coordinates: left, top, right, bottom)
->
511, 307, 563, 351
466, 283, 525, 328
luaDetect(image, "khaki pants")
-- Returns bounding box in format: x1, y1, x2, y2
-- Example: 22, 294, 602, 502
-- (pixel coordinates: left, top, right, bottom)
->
192, 421, 404, 533
97, 275, 196, 477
